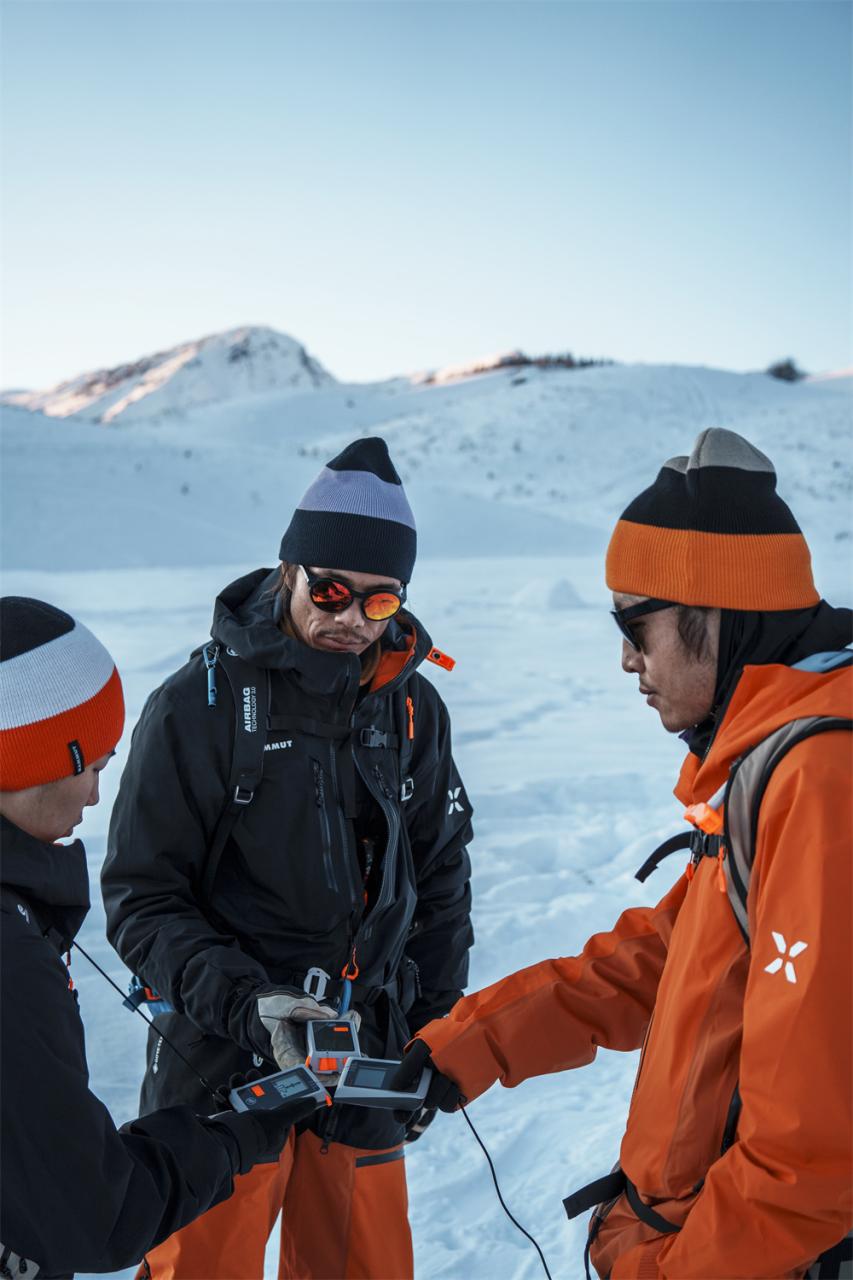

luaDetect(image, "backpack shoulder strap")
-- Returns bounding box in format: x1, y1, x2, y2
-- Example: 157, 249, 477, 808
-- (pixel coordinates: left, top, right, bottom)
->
199, 646, 271, 902
723, 715, 853, 942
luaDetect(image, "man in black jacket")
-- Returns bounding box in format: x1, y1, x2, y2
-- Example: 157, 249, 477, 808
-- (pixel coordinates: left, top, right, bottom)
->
0, 598, 310, 1280
102, 437, 474, 1279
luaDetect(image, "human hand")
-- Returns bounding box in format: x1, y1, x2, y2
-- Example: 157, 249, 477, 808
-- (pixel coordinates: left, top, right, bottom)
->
249, 987, 339, 1070
387, 1038, 465, 1113
403, 1104, 437, 1143
205, 1091, 323, 1173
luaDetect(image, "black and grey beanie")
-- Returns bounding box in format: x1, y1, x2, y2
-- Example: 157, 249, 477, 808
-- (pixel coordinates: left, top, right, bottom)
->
279, 438, 416, 582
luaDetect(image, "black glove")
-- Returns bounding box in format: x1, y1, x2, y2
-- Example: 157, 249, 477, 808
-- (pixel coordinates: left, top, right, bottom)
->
387, 1038, 465, 1114
204, 1099, 322, 1174
205, 1072, 326, 1174
404, 1104, 437, 1144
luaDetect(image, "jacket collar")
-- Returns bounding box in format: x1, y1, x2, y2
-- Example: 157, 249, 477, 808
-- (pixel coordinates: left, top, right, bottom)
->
675, 660, 853, 805
0, 814, 90, 949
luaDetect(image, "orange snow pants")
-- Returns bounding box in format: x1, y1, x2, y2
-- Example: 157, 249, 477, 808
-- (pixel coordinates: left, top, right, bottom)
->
139, 1128, 412, 1280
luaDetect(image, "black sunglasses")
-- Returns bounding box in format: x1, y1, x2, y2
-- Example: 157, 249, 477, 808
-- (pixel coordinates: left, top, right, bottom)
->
611, 598, 679, 649
300, 567, 407, 622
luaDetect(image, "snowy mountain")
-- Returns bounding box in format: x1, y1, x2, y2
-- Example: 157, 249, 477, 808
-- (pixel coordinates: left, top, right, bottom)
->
1, 326, 334, 424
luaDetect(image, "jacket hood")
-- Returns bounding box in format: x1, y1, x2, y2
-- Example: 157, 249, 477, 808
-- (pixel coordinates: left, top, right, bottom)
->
684, 600, 852, 758
676, 659, 853, 804
0, 814, 90, 947
210, 567, 434, 695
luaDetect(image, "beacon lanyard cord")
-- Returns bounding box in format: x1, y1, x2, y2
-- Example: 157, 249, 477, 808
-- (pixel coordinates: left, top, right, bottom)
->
71, 940, 222, 1106
460, 1104, 553, 1280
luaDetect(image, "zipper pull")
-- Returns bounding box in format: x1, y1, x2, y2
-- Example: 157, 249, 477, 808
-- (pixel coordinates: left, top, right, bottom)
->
203, 643, 220, 708
405, 695, 415, 740
685, 860, 696, 882
372, 763, 394, 800
716, 846, 728, 894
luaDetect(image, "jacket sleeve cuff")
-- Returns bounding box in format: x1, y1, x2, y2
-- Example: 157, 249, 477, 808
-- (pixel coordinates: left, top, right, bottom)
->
201, 1111, 261, 1176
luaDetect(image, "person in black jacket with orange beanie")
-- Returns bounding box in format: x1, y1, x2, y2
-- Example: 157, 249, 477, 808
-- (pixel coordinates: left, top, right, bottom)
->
102, 437, 474, 1280
0, 598, 311, 1280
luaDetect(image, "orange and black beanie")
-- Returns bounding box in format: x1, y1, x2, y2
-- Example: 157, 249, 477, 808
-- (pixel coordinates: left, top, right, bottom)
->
0, 598, 125, 792
605, 427, 819, 610
279, 437, 416, 583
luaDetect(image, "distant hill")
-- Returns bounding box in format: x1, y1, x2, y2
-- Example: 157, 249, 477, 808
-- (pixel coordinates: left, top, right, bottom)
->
2, 347, 850, 574
1, 326, 334, 424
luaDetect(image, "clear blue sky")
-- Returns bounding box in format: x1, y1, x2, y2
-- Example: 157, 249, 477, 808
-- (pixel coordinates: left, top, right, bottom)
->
1, 0, 850, 388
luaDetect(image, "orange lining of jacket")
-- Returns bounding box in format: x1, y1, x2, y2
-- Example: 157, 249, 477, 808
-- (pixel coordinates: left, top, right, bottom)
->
370, 628, 418, 692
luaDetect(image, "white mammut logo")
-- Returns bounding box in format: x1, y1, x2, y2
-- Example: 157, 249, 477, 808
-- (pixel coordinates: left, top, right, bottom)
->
764, 932, 808, 984
17, 903, 29, 924
448, 787, 464, 815
264, 740, 293, 753
242, 686, 257, 733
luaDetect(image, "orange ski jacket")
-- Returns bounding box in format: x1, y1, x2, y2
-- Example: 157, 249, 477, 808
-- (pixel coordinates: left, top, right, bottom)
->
417, 661, 853, 1279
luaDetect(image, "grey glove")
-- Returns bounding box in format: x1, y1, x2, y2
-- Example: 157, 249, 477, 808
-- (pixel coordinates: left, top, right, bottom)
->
249, 989, 360, 1078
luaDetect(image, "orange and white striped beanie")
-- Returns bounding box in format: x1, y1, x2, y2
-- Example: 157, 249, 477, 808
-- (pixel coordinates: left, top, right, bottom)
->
0, 597, 125, 791
606, 428, 819, 610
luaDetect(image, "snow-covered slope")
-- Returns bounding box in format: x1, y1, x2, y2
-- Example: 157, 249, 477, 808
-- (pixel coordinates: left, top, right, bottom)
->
1, 326, 333, 424
2, 360, 851, 584
1, 350, 851, 1280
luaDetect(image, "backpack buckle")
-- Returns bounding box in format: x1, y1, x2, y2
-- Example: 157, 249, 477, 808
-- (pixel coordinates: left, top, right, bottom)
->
400, 776, 414, 802
360, 727, 389, 749
233, 784, 255, 805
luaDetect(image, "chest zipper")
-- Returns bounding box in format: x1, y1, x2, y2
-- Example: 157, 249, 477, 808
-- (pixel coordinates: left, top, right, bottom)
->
312, 760, 338, 893
328, 739, 359, 909
631, 1009, 656, 1098
351, 757, 400, 945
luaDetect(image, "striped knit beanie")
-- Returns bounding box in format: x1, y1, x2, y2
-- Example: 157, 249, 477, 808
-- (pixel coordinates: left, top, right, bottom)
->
606, 428, 818, 610
280, 437, 416, 582
0, 598, 125, 791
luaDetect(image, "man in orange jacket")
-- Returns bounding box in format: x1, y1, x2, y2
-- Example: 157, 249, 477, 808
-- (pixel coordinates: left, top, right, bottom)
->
393, 428, 852, 1279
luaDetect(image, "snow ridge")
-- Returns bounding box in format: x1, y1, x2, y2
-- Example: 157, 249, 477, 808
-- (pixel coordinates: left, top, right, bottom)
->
2, 326, 334, 424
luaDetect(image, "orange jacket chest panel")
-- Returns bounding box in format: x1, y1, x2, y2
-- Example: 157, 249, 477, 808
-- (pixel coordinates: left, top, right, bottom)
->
623, 861, 748, 1195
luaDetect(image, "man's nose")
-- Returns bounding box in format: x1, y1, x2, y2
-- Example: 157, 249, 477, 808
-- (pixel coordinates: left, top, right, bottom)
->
333, 599, 362, 622
621, 639, 644, 674
86, 776, 101, 808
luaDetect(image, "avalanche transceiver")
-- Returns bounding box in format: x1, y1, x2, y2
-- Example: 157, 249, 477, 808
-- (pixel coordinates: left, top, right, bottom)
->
305, 1019, 361, 1074
333, 1057, 433, 1111
229, 1065, 330, 1114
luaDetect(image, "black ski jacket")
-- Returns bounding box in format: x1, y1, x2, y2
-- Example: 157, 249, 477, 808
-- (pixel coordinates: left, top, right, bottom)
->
102, 568, 473, 1149
0, 816, 266, 1279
